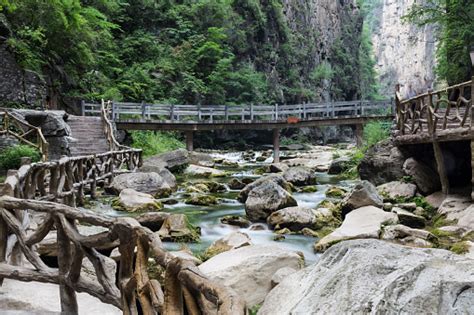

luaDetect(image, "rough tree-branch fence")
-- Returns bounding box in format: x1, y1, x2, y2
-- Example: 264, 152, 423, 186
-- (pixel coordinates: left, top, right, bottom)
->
395, 79, 473, 142
0, 101, 245, 314
0, 110, 49, 160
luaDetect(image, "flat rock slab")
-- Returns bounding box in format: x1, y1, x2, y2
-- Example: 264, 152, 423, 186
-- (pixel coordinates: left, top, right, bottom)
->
0, 279, 120, 315
315, 206, 397, 252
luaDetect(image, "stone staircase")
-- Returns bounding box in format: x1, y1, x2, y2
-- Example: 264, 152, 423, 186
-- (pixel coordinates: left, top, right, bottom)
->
67, 116, 110, 156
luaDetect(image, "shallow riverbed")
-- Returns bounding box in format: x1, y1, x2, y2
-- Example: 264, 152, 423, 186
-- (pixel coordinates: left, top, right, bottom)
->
86, 149, 355, 265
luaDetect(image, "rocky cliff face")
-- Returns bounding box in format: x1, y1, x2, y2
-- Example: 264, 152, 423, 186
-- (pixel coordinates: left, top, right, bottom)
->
281, 0, 362, 101
370, 0, 437, 97
0, 15, 46, 107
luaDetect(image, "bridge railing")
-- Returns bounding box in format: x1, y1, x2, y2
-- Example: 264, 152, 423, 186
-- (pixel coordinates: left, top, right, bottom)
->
82, 100, 394, 122
395, 79, 473, 137
0, 149, 245, 314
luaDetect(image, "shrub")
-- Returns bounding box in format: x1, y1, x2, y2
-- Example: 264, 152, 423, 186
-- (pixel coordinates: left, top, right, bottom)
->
130, 131, 184, 157
0, 145, 41, 170
363, 120, 390, 148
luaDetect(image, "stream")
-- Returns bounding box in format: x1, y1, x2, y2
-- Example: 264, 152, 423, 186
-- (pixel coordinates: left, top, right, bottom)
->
87, 149, 355, 265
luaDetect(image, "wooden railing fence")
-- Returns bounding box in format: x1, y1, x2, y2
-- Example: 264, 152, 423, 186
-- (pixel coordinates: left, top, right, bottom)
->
83, 100, 394, 123
0, 147, 245, 314
0, 110, 49, 160
395, 79, 473, 137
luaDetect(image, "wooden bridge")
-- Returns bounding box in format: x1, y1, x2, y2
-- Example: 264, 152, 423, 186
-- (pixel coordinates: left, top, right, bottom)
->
82, 99, 394, 162
0, 103, 245, 314
394, 78, 473, 196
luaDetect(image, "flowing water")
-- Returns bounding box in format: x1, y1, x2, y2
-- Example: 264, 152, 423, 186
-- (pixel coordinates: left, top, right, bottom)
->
87, 150, 355, 265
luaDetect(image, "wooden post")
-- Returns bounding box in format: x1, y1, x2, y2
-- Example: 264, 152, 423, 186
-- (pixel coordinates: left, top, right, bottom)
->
111, 101, 116, 120
303, 102, 307, 119
141, 101, 146, 120
250, 103, 254, 121
81, 100, 85, 116
56, 218, 79, 314
433, 141, 449, 195
198, 103, 202, 121
185, 131, 194, 152
331, 102, 335, 118
273, 128, 280, 163
170, 104, 175, 122
0, 217, 7, 286
275, 103, 279, 120
225, 104, 229, 120
355, 124, 363, 147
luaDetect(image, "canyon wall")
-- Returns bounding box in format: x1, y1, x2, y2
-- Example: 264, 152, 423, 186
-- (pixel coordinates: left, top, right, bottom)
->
370, 0, 437, 97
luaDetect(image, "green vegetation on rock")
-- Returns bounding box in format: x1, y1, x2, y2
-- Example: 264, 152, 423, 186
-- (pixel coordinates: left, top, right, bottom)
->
131, 131, 184, 157
0, 145, 41, 170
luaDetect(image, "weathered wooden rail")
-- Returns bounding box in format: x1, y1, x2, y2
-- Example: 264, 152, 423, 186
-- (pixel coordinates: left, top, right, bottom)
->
0, 110, 49, 160
395, 79, 473, 144
83, 99, 393, 123
0, 149, 245, 314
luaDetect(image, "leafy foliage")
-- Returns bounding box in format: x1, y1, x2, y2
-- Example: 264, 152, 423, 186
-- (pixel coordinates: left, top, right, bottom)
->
403, 0, 474, 84
130, 131, 184, 157
0, 145, 41, 170
1, 0, 381, 106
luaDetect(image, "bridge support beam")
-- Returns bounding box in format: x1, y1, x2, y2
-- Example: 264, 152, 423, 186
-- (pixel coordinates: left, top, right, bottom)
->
355, 124, 363, 147
273, 128, 280, 163
433, 141, 449, 195
185, 131, 194, 152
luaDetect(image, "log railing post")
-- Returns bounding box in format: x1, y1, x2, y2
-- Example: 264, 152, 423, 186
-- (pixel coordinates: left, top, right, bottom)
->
56, 217, 79, 314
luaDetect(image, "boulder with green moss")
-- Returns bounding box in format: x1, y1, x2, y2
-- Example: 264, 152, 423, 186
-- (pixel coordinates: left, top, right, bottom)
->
185, 194, 219, 206
300, 185, 318, 193
157, 214, 200, 242
184, 165, 227, 177
283, 166, 317, 186
112, 189, 163, 212
220, 215, 250, 228
203, 231, 252, 260
325, 186, 347, 198
108, 172, 175, 198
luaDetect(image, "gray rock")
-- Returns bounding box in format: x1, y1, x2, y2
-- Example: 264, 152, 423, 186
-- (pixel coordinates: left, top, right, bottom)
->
245, 180, 298, 221
392, 207, 426, 229
199, 244, 303, 308
205, 231, 252, 257
438, 195, 472, 221
141, 149, 189, 172
314, 206, 398, 252
184, 164, 226, 177
259, 239, 474, 315
238, 174, 292, 203
382, 224, 434, 247
269, 163, 290, 173
135, 212, 170, 231
228, 178, 245, 190
188, 151, 215, 167
157, 214, 200, 242
108, 172, 176, 197
341, 180, 384, 217
111, 189, 163, 212
377, 181, 417, 201
327, 156, 351, 175
403, 157, 441, 195
358, 140, 406, 186
267, 206, 317, 231
282, 166, 317, 186
270, 267, 298, 288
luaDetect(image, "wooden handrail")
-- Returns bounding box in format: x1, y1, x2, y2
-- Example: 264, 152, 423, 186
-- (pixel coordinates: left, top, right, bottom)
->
83, 99, 394, 123
395, 79, 473, 137
0, 111, 49, 160
0, 148, 245, 314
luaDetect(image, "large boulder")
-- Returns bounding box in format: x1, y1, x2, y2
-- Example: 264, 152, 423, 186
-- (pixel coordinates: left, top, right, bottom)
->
377, 181, 417, 201
391, 207, 426, 229
108, 172, 176, 198
238, 174, 292, 203
188, 151, 215, 167
327, 156, 351, 175
282, 166, 316, 186
381, 224, 435, 248
403, 157, 441, 195
314, 206, 398, 252
157, 214, 200, 242
204, 231, 252, 258
245, 181, 297, 221
184, 165, 226, 177
140, 149, 189, 173
199, 245, 303, 308
358, 140, 406, 186
267, 206, 317, 231
259, 239, 474, 314
340, 180, 384, 217
111, 189, 163, 212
